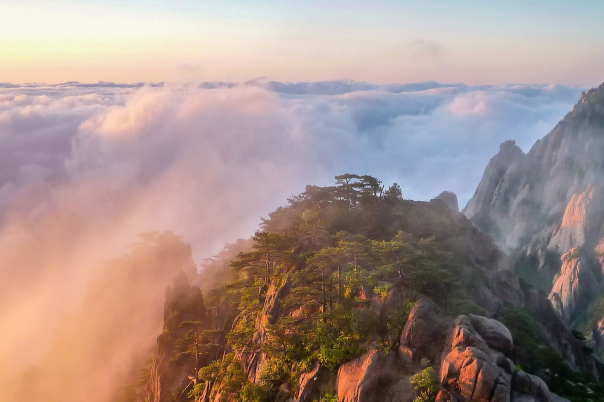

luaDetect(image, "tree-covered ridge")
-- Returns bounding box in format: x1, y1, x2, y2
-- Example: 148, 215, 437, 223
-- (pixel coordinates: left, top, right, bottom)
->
185, 175, 500, 401
141, 175, 604, 402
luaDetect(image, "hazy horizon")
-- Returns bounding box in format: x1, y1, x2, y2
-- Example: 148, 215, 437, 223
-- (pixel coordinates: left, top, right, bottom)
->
3, 1, 604, 85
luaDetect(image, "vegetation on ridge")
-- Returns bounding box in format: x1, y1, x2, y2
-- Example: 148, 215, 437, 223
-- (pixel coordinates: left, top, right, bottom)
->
184, 174, 495, 402
121, 175, 604, 402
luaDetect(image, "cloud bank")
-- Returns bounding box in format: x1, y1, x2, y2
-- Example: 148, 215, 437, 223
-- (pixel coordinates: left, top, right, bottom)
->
0, 79, 586, 400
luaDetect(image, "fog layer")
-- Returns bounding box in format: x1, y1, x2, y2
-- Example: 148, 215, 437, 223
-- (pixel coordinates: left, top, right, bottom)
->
0, 80, 583, 401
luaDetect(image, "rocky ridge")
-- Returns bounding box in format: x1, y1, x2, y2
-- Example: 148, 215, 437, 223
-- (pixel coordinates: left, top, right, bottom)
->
138, 171, 604, 402
147, 272, 207, 402
464, 83, 604, 329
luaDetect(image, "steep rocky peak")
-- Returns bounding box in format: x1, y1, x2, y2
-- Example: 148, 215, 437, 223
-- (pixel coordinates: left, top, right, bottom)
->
561, 185, 596, 228
433, 191, 459, 211
462, 139, 525, 244
498, 139, 525, 162
570, 83, 604, 118
547, 185, 604, 255
464, 82, 604, 251
149, 273, 208, 402
164, 272, 205, 323
172, 270, 191, 291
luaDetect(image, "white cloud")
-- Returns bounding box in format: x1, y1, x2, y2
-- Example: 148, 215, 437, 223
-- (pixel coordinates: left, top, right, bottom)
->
409, 39, 447, 58
0, 79, 586, 400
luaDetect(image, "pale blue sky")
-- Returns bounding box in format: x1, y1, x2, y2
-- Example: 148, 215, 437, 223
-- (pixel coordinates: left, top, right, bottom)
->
1, 0, 603, 84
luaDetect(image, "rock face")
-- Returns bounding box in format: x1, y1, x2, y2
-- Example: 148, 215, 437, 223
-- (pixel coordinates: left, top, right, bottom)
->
522, 288, 596, 372
240, 275, 293, 384
398, 299, 447, 364
333, 312, 572, 402
147, 272, 207, 402
464, 84, 604, 252
463, 83, 604, 336
298, 363, 329, 402
440, 315, 568, 402
549, 248, 597, 324
336, 350, 414, 402
463, 140, 526, 248
547, 185, 602, 254
433, 191, 459, 212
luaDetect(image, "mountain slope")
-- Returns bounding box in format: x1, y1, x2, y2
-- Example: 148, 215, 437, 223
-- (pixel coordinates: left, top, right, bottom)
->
464, 83, 604, 340
134, 175, 603, 402
465, 83, 604, 252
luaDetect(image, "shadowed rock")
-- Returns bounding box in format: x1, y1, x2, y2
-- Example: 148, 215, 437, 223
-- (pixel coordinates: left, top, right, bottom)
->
398, 299, 447, 365
433, 191, 459, 212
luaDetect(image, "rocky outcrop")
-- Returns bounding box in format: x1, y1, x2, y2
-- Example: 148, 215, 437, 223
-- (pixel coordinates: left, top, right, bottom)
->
466, 314, 513, 352
463, 140, 526, 247
547, 186, 603, 254
440, 315, 569, 402
297, 363, 329, 402
336, 311, 574, 402
548, 248, 598, 325
465, 84, 604, 252
147, 272, 207, 402
433, 191, 459, 212
398, 299, 447, 365
336, 350, 414, 402
240, 275, 292, 383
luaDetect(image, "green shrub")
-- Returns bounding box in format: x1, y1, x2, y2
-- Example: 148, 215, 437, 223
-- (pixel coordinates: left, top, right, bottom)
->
385, 299, 416, 347
317, 333, 363, 369
373, 283, 392, 301
239, 382, 268, 402
258, 357, 287, 393
410, 367, 439, 402
188, 383, 205, 400
319, 393, 338, 402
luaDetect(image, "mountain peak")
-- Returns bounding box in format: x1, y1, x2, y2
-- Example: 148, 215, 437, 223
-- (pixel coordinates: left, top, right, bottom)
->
569, 82, 604, 118
465, 83, 604, 250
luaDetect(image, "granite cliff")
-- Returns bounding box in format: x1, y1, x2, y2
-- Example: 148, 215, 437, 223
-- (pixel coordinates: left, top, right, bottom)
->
465, 83, 604, 337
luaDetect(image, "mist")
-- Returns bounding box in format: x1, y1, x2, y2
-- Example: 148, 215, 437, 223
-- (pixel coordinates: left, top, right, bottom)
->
0, 80, 584, 401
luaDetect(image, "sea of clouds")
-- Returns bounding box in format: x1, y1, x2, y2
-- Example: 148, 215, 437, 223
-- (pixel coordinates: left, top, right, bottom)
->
0, 79, 586, 393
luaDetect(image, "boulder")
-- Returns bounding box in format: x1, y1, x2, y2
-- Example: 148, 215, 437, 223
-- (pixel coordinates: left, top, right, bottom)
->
440, 315, 570, 402
298, 363, 327, 402
398, 299, 447, 364
467, 314, 513, 353
440, 316, 512, 402
337, 350, 384, 402
336, 350, 413, 402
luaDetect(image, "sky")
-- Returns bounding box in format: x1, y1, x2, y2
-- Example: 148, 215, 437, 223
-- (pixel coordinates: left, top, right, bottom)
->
1, 2, 603, 400
2, 0, 604, 85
